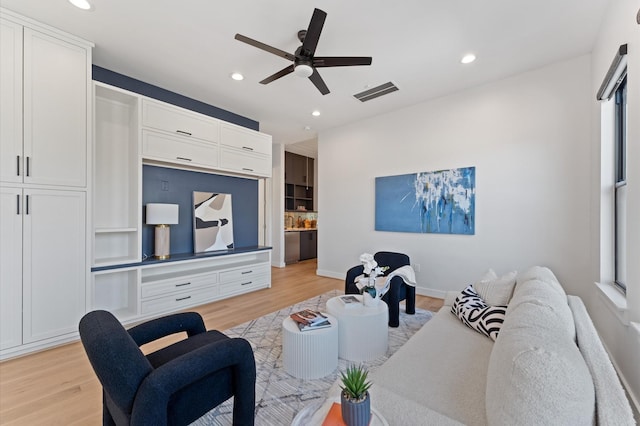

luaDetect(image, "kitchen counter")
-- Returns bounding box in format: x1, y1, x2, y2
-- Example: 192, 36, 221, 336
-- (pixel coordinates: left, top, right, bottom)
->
285, 227, 318, 232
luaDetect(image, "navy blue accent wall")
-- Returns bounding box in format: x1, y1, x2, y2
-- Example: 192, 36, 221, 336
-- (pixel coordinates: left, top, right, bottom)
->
142, 165, 259, 257
92, 65, 259, 131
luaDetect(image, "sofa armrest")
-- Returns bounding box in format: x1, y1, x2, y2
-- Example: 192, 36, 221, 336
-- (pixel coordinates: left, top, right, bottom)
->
567, 295, 635, 425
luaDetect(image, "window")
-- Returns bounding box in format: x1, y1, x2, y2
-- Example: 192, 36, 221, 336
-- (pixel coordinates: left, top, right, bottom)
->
614, 77, 627, 292
597, 43, 627, 294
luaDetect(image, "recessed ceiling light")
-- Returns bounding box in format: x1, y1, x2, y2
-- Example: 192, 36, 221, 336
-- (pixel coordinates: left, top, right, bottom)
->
311, 110, 321, 117
461, 54, 476, 64
304, 126, 312, 131
230, 72, 244, 81
68, 0, 91, 10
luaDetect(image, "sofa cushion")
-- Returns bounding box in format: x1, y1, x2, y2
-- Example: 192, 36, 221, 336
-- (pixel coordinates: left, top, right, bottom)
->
511, 267, 576, 341
486, 292, 595, 425
373, 308, 493, 426
474, 269, 517, 306
451, 286, 506, 341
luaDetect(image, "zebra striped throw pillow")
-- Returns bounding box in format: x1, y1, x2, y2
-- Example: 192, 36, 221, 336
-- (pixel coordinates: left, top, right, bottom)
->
451, 285, 507, 341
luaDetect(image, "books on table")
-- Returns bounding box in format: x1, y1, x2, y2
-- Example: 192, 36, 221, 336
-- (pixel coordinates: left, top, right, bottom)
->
338, 295, 360, 307
290, 309, 332, 332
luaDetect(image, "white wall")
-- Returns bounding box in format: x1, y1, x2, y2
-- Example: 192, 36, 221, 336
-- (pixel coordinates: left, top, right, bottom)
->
271, 143, 285, 267
588, 0, 640, 414
318, 55, 592, 300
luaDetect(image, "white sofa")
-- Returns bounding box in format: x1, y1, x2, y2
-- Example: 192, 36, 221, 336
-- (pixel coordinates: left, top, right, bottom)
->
367, 266, 636, 425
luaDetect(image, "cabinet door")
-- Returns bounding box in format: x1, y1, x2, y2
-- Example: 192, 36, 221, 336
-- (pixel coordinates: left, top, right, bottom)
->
142, 99, 219, 143
142, 130, 219, 169
285, 152, 295, 184
22, 189, 86, 343
0, 19, 23, 184
220, 124, 271, 155
23, 28, 88, 187
0, 187, 23, 350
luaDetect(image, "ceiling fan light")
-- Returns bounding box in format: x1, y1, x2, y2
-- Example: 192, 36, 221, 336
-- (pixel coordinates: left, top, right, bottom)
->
294, 64, 314, 78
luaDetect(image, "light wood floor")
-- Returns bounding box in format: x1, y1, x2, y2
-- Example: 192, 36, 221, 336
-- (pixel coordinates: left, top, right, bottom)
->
0, 259, 443, 425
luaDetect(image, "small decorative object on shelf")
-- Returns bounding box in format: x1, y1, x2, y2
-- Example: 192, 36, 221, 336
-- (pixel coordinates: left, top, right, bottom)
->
290, 309, 331, 331
340, 364, 372, 426
357, 253, 389, 307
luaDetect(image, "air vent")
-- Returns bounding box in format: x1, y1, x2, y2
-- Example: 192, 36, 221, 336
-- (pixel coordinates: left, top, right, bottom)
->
353, 82, 398, 102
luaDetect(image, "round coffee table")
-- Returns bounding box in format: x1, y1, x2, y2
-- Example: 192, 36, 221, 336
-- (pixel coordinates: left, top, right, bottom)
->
326, 296, 388, 361
282, 313, 338, 379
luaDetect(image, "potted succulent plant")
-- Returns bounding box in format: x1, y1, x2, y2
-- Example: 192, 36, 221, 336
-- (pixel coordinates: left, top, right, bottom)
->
340, 364, 372, 426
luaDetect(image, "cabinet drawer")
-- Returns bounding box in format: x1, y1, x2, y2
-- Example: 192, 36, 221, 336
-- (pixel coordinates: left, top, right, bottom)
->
220, 275, 270, 297
220, 263, 270, 283
142, 100, 219, 143
141, 285, 218, 315
220, 124, 271, 155
220, 147, 271, 177
141, 272, 218, 299
142, 130, 218, 169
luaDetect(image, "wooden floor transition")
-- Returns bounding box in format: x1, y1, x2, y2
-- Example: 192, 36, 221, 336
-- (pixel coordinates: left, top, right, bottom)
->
0, 259, 443, 425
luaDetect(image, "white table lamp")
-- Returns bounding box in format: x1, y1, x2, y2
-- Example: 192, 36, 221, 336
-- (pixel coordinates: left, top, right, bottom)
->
146, 203, 179, 259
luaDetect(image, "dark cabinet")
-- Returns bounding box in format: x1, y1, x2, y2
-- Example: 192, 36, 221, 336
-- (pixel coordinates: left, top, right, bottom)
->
299, 230, 317, 260
285, 152, 313, 187
285, 152, 315, 211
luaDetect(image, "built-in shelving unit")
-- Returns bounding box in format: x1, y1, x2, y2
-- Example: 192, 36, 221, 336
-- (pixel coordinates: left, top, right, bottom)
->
93, 83, 141, 267
90, 81, 273, 325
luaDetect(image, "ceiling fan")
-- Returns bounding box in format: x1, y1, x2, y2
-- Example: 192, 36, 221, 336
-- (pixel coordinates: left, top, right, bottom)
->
234, 8, 372, 95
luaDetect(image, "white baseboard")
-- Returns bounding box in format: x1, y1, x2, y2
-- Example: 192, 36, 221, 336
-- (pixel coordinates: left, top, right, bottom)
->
316, 269, 445, 300
272, 260, 286, 268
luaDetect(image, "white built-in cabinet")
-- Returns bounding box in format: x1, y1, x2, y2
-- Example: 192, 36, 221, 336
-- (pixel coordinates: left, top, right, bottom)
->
91, 82, 273, 325
0, 9, 92, 358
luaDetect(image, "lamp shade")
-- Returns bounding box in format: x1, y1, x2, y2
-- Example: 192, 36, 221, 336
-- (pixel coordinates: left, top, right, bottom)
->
146, 203, 179, 225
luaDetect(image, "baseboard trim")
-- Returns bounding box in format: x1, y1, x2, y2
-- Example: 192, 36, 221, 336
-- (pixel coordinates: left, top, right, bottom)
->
316, 269, 446, 299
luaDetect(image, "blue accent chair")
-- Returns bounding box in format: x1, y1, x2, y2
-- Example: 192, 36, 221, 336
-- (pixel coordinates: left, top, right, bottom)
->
79, 310, 256, 426
345, 251, 416, 327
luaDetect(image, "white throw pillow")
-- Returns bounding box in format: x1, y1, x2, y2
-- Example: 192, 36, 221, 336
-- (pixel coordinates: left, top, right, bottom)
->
474, 269, 517, 306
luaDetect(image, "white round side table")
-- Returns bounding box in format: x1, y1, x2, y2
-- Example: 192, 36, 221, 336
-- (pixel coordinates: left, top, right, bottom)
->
326, 296, 388, 361
282, 313, 339, 379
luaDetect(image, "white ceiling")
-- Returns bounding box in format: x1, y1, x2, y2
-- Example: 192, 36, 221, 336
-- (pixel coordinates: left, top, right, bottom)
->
1, 0, 610, 145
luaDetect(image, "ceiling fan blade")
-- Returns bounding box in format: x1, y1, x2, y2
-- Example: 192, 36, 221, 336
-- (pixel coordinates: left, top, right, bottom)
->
235, 34, 295, 61
260, 65, 295, 84
313, 56, 373, 67
301, 8, 327, 56
309, 69, 330, 95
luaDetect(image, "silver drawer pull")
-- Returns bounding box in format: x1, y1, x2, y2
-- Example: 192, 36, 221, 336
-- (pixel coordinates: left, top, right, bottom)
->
16, 156, 20, 176
175, 282, 191, 287
242, 146, 254, 151
176, 156, 192, 161
176, 296, 192, 302
242, 168, 254, 172
26, 156, 30, 177
241, 270, 252, 275
241, 281, 252, 286
176, 130, 192, 136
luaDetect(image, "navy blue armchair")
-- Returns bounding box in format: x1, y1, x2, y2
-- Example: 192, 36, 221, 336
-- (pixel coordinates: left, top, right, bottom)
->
79, 310, 256, 426
345, 251, 416, 327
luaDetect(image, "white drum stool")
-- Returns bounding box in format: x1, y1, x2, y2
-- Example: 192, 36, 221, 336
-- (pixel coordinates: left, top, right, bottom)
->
282, 313, 338, 379
326, 296, 388, 362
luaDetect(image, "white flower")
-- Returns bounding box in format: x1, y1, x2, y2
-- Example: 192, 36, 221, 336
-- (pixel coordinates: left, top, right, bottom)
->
359, 253, 378, 276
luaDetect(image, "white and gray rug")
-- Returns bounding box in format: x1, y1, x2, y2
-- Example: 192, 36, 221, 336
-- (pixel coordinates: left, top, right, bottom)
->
193, 290, 433, 425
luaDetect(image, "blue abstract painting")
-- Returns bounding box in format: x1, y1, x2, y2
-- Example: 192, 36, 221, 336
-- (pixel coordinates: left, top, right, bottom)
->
375, 167, 475, 234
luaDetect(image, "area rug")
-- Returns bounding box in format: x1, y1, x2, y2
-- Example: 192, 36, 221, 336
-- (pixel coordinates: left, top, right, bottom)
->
192, 290, 433, 425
